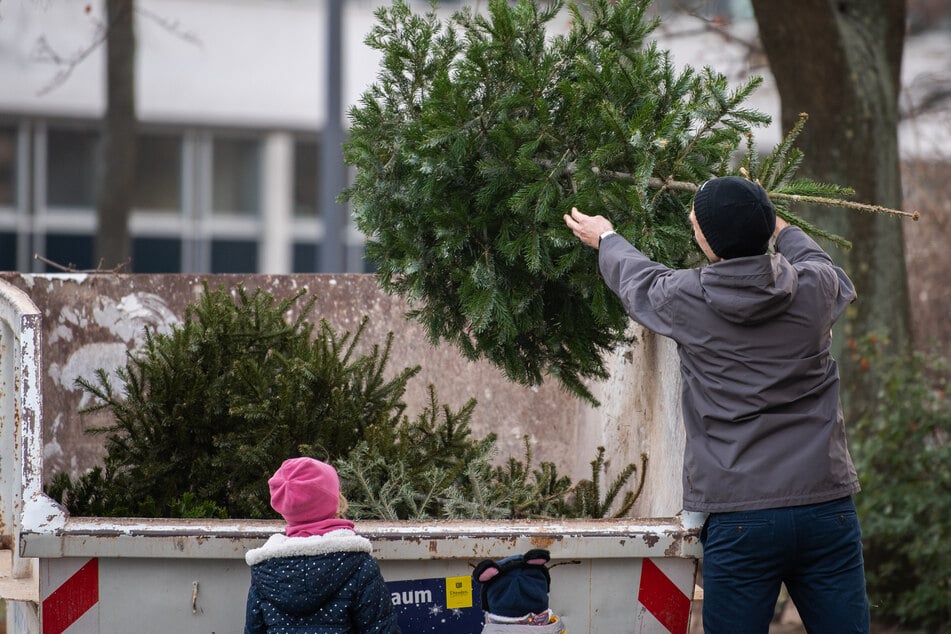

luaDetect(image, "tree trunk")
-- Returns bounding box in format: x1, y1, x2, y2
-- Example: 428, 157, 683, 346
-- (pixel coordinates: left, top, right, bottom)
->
96, 0, 136, 269
750, 0, 911, 419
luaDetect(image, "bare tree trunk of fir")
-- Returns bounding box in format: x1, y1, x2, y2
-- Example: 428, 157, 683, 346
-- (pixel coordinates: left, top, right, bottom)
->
751, 0, 911, 420
96, 0, 136, 269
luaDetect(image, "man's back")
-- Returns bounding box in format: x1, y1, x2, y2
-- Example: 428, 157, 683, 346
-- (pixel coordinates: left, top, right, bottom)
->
598, 226, 860, 512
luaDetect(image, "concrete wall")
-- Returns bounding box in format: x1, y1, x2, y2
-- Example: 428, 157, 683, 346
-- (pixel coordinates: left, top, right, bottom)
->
0, 272, 686, 518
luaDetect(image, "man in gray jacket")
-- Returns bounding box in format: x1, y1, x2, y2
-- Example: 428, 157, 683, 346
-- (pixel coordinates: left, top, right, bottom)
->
564, 176, 870, 633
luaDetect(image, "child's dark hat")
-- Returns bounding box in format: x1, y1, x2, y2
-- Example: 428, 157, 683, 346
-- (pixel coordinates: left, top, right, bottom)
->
473, 549, 552, 618
693, 176, 776, 259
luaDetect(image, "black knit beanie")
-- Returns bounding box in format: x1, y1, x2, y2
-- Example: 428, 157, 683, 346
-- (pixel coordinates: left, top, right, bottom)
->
692, 176, 776, 259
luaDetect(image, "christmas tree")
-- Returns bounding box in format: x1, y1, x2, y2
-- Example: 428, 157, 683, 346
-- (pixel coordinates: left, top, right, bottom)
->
49, 283, 642, 520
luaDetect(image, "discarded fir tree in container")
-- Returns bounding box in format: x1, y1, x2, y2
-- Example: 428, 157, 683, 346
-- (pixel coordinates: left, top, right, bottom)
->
47, 283, 643, 520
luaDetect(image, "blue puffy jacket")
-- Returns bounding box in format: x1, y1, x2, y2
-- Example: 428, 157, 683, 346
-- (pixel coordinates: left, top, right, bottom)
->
245, 529, 400, 633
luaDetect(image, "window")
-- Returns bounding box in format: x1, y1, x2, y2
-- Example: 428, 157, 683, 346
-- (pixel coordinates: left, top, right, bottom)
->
0, 233, 16, 269
212, 137, 260, 215
0, 126, 16, 207
293, 138, 319, 217
351, 244, 374, 273
44, 233, 94, 271
211, 239, 257, 273
293, 241, 319, 272
132, 237, 181, 272
135, 133, 182, 212
47, 128, 99, 208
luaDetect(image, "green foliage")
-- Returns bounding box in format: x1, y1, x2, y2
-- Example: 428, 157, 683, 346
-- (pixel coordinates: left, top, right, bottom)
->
48, 283, 419, 519
848, 335, 950, 631
740, 113, 853, 249
343, 0, 845, 401
47, 467, 114, 518
474, 437, 578, 520
568, 448, 646, 519
48, 283, 645, 523
336, 386, 494, 520
337, 395, 646, 520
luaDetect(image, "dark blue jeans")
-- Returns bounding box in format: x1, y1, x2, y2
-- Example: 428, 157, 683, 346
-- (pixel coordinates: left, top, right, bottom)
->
699, 496, 870, 633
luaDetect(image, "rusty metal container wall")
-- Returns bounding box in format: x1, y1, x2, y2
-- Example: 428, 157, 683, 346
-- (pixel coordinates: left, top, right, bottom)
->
15, 518, 699, 634
0, 273, 584, 485
0, 279, 44, 600
576, 327, 687, 518
0, 272, 687, 518
0, 275, 699, 633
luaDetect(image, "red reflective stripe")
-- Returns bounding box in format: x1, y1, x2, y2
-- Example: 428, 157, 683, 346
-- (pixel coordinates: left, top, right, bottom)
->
638, 558, 690, 634
42, 558, 99, 634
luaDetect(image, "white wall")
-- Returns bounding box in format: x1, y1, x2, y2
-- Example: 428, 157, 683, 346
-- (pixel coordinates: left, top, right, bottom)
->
3, 0, 947, 157
2, 0, 775, 132
2, 0, 390, 129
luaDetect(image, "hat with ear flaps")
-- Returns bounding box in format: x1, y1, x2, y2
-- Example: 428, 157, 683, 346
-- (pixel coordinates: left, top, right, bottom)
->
472, 549, 552, 618
693, 176, 776, 259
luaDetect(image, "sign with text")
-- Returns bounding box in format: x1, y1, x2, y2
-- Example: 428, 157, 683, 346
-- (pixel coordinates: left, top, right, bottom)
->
388, 576, 485, 633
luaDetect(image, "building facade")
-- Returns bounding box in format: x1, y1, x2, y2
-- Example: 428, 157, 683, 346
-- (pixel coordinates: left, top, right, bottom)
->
1, 0, 408, 273
3, 0, 947, 274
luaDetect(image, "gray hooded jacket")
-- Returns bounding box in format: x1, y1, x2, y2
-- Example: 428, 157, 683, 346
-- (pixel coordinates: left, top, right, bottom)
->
599, 226, 860, 512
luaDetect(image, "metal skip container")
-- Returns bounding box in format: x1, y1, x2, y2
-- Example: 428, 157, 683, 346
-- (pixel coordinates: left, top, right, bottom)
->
0, 275, 701, 633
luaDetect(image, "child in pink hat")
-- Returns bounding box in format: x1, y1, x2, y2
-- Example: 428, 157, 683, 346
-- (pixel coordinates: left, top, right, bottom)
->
244, 457, 400, 633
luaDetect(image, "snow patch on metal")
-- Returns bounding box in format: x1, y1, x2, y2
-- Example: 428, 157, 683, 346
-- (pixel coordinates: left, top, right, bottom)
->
47, 343, 128, 408
48, 324, 73, 345
55, 305, 90, 331
43, 414, 65, 463
679, 511, 708, 531
46, 291, 180, 410
91, 292, 178, 341
22, 494, 67, 534
40, 274, 90, 284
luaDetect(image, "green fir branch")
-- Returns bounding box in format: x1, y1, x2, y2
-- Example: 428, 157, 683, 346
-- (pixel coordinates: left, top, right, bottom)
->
346, 0, 918, 404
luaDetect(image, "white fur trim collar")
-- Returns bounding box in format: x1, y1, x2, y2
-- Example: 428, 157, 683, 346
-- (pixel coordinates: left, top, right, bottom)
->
245, 529, 373, 566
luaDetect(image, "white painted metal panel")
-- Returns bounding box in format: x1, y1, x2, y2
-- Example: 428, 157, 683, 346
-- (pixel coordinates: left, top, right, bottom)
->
0, 277, 701, 634
33, 551, 696, 634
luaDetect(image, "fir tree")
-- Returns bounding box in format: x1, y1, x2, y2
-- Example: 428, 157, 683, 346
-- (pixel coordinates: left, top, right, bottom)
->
336, 407, 645, 521
336, 385, 491, 520
48, 284, 420, 519
343, 0, 890, 401
47, 283, 644, 521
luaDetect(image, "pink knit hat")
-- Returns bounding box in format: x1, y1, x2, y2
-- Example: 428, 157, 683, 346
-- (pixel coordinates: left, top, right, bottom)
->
268, 457, 341, 530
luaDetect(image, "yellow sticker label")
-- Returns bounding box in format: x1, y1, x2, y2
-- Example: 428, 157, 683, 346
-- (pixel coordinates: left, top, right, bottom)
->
445, 575, 473, 609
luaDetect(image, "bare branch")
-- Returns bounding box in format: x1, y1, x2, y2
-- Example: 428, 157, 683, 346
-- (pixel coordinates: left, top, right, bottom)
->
769, 193, 920, 221
652, 3, 768, 77
31, 3, 201, 97
543, 159, 918, 221
136, 6, 203, 48
34, 254, 131, 274
31, 14, 108, 97
901, 71, 951, 119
